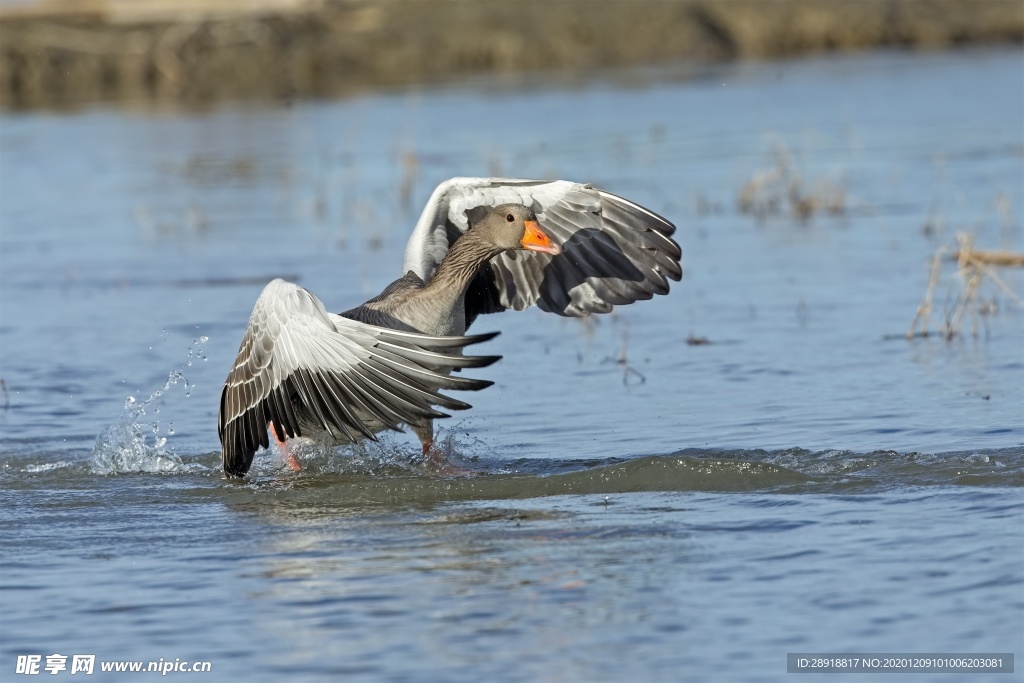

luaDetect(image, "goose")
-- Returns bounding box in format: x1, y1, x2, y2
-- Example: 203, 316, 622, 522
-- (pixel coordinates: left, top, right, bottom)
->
219, 177, 682, 476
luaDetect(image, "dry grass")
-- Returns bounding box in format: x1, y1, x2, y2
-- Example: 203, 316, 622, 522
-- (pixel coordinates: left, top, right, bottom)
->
4, 0, 1022, 108
737, 145, 846, 222
616, 329, 646, 385
908, 233, 1023, 340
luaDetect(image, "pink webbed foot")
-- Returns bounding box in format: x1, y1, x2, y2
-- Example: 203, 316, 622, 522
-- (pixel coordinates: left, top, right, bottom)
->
283, 451, 302, 472
270, 422, 301, 472
420, 437, 474, 476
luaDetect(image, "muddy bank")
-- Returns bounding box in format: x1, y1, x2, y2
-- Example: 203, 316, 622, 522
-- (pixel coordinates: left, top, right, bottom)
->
1, 0, 1021, 108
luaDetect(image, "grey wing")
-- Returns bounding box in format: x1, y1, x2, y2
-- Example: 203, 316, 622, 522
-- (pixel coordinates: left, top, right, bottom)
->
218, 279, 500, 476
402, 177, 682, 320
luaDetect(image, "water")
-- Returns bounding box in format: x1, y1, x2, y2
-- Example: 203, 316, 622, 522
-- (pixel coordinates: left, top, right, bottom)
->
2, 49, 1022, 681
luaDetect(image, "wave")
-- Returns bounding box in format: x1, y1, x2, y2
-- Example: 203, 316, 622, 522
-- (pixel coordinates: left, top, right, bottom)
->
5, 443, 1020, 507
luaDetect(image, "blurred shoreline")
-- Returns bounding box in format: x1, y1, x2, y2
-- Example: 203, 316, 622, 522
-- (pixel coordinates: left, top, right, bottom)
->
1, 0, 1021, 109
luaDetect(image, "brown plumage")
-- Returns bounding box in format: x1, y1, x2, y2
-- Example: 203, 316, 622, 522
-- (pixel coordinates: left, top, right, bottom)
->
218, 178, 681, 476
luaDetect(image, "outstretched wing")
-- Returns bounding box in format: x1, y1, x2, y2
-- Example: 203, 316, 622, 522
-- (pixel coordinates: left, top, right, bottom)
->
218, 279, 500, 476
403, 177, 682, 322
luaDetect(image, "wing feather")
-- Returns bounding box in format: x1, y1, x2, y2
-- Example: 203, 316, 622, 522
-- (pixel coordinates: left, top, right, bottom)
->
403, 178, 682, 321
218, 279, 500, 476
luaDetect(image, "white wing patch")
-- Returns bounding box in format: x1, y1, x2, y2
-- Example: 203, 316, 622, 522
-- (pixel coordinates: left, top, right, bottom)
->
401, 176, 682, 319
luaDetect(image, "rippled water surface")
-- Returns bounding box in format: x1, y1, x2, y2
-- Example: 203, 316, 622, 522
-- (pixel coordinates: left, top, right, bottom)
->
2, 50, 1022, 681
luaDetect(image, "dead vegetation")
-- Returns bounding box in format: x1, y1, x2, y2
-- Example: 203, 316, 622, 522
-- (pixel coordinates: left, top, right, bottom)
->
737, 144, 846, 222
2, 0, 1022, 108
614, 328, 646, 386
908, 233, 1024, 340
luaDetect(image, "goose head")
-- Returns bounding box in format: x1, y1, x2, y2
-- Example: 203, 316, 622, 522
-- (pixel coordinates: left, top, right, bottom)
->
472, 204, 562, 256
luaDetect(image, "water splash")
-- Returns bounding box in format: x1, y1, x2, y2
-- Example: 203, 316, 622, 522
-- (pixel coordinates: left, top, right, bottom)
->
91, 372, 186, 474
90, 336, 211, 475
185, 335, 209, 374
24, 461, 76, 474
246, 432, 419, 478
244, 424, 487, 478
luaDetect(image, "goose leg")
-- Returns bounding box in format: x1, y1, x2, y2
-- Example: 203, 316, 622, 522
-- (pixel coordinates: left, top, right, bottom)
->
412, 421, 435, 460
414, 420, 458, 469
270, 422, 302, 472
412, 420, 472, 475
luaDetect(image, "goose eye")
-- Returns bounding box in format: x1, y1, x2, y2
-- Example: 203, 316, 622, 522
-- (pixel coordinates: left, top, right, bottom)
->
506, 213, 515, 223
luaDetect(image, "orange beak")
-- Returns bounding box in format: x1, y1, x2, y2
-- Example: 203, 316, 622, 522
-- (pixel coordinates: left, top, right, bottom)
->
520, 220, 561, 256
